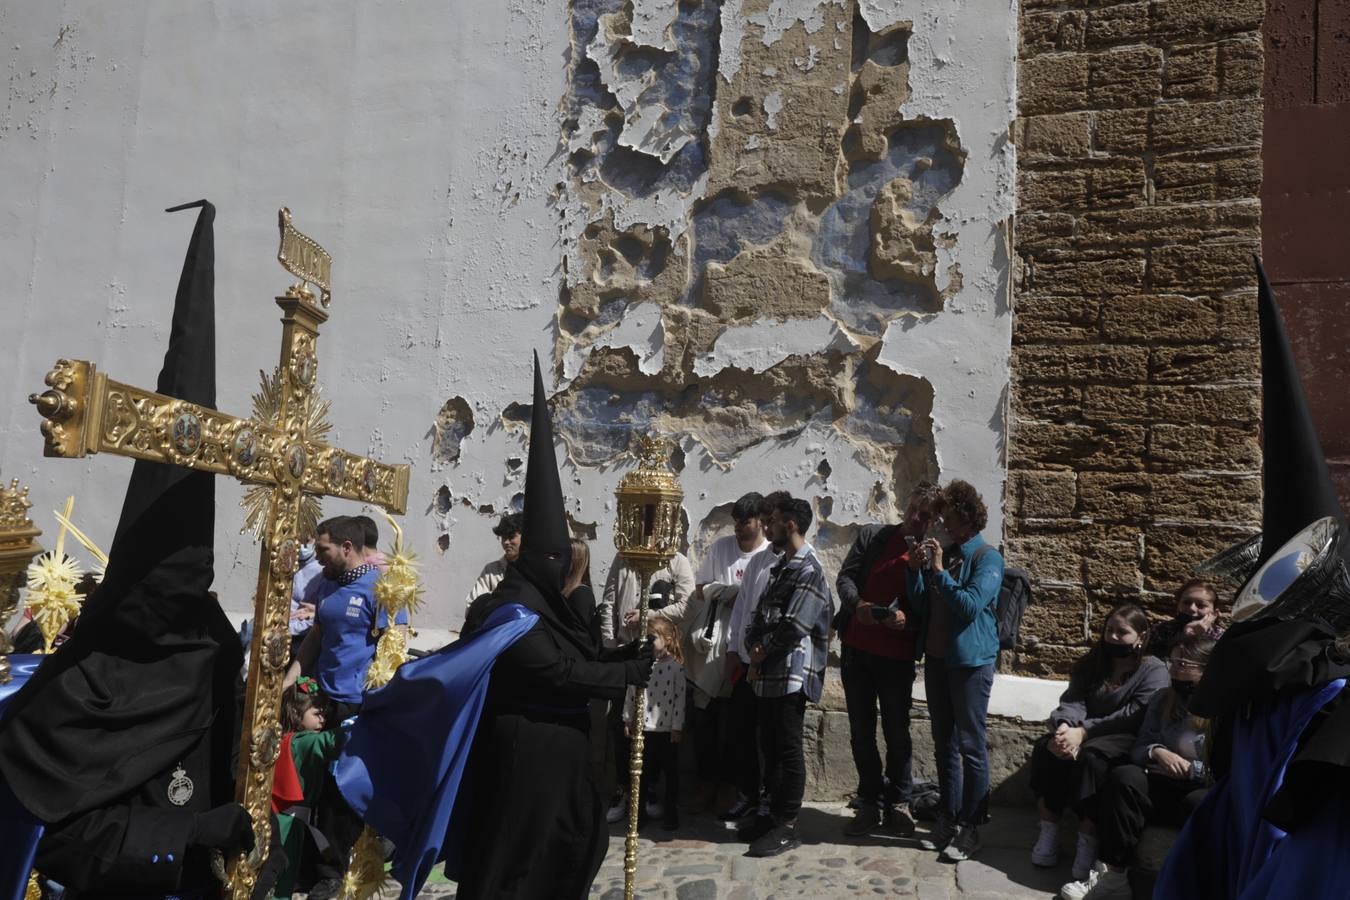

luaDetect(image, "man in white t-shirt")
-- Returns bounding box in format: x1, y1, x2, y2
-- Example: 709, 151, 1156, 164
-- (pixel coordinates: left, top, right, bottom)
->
718, 490, 791, 826
685, 492, 773, 813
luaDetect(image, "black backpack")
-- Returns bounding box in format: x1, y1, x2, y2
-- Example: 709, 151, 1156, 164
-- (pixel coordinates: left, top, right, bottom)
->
970, 545, 1033, 651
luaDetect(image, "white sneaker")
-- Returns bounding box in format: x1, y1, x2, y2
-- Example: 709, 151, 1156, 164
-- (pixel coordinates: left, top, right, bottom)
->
1031, 820, 1059, 867
605, 795, 627, 824
1059, 862, 1101, 900
1061, 862, 1130, 900
1071, 832, 1098, 882
645, 799, 663, 818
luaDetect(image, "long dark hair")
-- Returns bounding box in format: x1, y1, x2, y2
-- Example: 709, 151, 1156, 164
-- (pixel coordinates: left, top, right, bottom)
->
282, 678, 326, 733
1072, 603, 1152, 690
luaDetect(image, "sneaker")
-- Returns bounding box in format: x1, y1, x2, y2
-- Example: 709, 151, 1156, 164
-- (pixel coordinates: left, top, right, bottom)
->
917, 814, 957, 852
736, 813, 775, 843
1060, 862, 1129, 900
844, 803, 881, 837
1071, 832, 1098, 881
605, 795, 628, 824
746, 821, 801, 858
718, 794, 755, 822
940, 824, 982, 862
645, 799, 663, 818
883, 803, 916, 836
1032, 820, 1060, 867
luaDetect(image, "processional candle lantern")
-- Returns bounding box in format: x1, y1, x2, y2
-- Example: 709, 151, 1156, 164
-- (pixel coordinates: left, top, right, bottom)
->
613, 435, 683, 900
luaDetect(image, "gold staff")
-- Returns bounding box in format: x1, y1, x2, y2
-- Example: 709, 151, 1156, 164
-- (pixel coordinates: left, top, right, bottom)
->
612, 436, 683, 900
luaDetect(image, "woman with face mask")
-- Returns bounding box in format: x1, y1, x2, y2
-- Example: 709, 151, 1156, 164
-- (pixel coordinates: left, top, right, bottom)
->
1059, 635, 1216, 900
1145, 578, 1225, 658
1030, 605, 1169, 881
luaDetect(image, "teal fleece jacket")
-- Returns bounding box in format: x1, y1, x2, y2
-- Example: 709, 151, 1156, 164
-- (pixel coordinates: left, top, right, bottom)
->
907, 533, 1004, 668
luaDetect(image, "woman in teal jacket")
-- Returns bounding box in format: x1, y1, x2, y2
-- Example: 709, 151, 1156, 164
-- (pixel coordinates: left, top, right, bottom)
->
907, 479, 1004, 864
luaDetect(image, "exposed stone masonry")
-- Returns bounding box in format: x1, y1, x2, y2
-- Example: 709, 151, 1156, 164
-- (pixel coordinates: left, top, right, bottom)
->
1008, 0, 1266, 674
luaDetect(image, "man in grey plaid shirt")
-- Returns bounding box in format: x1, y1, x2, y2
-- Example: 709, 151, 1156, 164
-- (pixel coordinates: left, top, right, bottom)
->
743, 495, 834, 857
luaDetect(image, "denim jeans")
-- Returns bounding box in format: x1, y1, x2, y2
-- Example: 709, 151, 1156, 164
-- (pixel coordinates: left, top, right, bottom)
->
924, 660, 994, 825
841, 647, 916, 805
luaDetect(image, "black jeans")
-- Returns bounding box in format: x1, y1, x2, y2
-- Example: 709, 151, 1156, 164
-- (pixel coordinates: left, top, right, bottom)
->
641, 731, 680, 814
1097, 764, 1209, 866
692, 697, 732, 784
729, 677, 761, 800
841, 648, 916, 805
1028, 730, 1136, 817
757, 691, 808, 821
608, 697, 630, 796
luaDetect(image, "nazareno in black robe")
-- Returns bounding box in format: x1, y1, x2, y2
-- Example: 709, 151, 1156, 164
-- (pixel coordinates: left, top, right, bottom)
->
0, 202, 249, 897
450, 355, 645, 899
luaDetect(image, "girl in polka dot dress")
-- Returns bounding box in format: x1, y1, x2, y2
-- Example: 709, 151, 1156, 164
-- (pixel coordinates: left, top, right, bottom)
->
624, 615, 687, 830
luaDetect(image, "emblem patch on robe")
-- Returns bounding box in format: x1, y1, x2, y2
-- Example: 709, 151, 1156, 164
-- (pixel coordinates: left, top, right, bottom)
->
168, 764, 195, 806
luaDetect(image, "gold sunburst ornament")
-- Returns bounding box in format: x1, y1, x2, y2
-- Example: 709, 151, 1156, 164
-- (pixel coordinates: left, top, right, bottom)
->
24, 496, 88, 653
240, 366, 333, 542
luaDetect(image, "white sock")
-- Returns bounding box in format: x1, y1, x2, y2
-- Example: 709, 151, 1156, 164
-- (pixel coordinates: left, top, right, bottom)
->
1038, 820, 1059, 841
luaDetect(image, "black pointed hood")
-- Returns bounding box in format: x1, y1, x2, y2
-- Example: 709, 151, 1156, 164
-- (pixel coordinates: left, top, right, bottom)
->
1255, 257, 1343, 562
515, 352, 572, 592
0, 201, 240, 823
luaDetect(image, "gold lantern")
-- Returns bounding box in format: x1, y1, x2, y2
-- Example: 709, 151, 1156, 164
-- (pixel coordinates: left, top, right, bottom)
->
0, 478, 44, 684
612, 435, 683, 900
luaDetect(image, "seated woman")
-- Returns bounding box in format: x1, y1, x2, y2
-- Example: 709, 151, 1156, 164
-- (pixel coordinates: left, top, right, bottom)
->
1145, 578, 1224, 658
1030, 604, 1168, 880
1059, 635, 1216, 900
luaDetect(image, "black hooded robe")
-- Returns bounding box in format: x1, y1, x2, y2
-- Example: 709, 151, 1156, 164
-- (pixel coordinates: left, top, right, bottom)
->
451, 355, 645, 899
0, 202, 252, 897
456, 570, 632, 899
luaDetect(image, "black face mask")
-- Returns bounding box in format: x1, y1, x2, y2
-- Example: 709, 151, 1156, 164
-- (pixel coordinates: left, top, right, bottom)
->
1174, 611, 1204, 624
1102, 641, 1136, 658
1171, 679, 1197, 697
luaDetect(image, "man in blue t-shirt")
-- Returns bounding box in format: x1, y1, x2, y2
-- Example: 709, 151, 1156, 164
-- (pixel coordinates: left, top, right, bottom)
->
283, 514, 405, 900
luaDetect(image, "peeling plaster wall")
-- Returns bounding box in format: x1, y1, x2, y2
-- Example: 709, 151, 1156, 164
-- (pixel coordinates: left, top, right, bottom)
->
0, 0, 1014, 632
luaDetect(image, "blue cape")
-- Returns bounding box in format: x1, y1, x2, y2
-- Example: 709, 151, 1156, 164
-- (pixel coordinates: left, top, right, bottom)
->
0, 656, 46, 900
334, 603, 537, 900
1156, 678, 1346, 899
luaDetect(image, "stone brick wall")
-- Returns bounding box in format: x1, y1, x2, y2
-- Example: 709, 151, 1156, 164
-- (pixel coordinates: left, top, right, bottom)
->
1008, 0, 1266, 675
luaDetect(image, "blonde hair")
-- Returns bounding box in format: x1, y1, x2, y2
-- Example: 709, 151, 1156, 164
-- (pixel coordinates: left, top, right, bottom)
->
563, 537, 591, 597
647, 614, 683, 665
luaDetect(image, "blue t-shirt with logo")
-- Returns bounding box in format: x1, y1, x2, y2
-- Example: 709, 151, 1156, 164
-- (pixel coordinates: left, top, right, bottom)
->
314, 567, 408, 705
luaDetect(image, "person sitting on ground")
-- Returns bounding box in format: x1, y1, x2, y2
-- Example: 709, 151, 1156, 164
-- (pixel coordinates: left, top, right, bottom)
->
1030, 604, 1168, 881
622, 615, 686, 831
1059, 635, 1217, 900
910, 479, 1004, 864
465, 513, 523, 605
835, 480, 941, 839
1145, 578, 1225, 658
271, 678, 340, 899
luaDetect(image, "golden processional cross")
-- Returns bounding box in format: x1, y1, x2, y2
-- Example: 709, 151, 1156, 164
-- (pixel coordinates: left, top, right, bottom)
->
29, 209, 410, 900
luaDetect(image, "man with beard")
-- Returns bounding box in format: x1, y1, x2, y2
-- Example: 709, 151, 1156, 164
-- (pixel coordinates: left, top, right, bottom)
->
454, 355, 655, 899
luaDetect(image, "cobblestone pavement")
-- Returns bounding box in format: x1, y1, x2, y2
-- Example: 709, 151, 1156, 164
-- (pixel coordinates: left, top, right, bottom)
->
418, 803, 1071, 899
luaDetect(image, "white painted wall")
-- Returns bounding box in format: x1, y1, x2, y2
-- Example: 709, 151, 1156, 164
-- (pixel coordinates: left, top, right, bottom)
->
0, 0, 1015, 632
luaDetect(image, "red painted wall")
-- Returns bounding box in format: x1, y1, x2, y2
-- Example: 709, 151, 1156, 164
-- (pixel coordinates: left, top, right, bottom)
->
1263, 0, 1350, 511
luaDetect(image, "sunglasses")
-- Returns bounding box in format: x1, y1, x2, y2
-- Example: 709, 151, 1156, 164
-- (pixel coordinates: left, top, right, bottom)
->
1167, 659, 1205, 671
